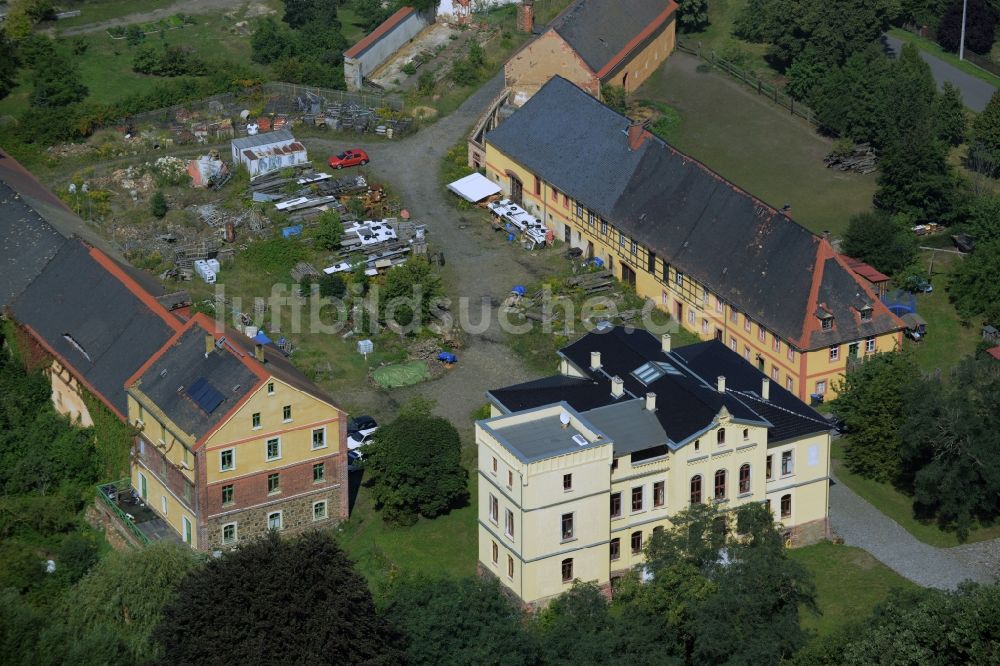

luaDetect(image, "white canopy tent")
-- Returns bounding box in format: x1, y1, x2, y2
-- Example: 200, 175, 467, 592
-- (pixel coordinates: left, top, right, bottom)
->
447, 172, 502, 203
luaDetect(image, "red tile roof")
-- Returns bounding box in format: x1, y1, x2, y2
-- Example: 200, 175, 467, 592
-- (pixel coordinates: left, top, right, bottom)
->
842, 256, 891, 284
344, 6, 416, 59
987, 346, 1000, 361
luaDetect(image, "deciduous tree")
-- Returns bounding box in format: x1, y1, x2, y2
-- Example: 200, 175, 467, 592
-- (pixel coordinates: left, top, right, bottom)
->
948, 238, 1000, 323
842, 211, 918, 276
363, 407, 468, 525
155, 531, 401, 665
676, 0, 710, 33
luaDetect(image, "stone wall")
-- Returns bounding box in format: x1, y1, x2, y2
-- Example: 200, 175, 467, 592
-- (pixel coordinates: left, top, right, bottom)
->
788, 517, 829, 547
203, 485, 342, 551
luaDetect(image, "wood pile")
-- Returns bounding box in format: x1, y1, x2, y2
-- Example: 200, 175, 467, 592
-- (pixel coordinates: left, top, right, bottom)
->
824, 143, 876, 174
291, 262, 322, 283
566, 270, 614, 294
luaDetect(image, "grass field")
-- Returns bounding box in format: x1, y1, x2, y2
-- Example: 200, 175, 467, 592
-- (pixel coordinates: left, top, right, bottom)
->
45, 0, 176, 28
0, 10, 258, 119
904, 271, 981, 374
831, 439, 1000, 547
637, 55, 877, 238
789, 541, 916, 638
679, 0, 777, 83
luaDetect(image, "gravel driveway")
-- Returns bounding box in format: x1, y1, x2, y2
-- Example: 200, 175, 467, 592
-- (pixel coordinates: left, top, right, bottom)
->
309, 73, 555, 433
830, 475, 998, 589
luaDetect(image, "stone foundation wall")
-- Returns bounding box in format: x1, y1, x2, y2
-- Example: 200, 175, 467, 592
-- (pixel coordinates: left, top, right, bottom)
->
787, 517, 829, 547
202, 485, 342, 551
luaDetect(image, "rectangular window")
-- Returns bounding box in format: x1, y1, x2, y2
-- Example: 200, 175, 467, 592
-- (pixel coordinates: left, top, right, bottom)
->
675, 270, 684, 287
744, 314, 752, 331
561, 513, 574, 541
630, 240, 637, 255
505, 509, 514, 538
313, 500, 328, 521
829, 345, 840, 362
563, 473, 572, 491
866, 336, 876, 353
715, 297, 724, 314
610, 492, 622, 518
222, 523, 237, 545
312, 427, 326, 449
631, 531, 642, 554
491, 457, 497, 475
610, 537, 620, 561
507, 555, 514, 579
507, 470, 513, 489
781, 494, 792, 519
313, 462, 325, 483
563, 192, 569, 209
600, 219, 608, 235
220, 449, 235, 471
631, 486, 643, 512
534, 175, 541, 195
489, 494, 498, 524
743, 346, 751, 361
576, 203, 584, 218
267, 511, 282, 530
266, 438, 281, 461
551, 185, 558, 198
701, 318, 709, 334
771, 367, 780, 381
221, 484, 233, 505
492, 541, 499, 563
282, 405, 292, 422
786, 377, 794, 391
653, 481, 665, 507
766, 455, 773, 480
729, 335, 738, 351
773, 337, 781, 353
267, 382, 275, 395
758, 327, 767, 342
816, 380, 828, 395
619, 232, 626, 247
730, 307, 739, 323
647, 251, 656, 274
252, 412, 261, 429
781, 450, 793, 476
822, 318, 833, 331
267, 472, 280, 494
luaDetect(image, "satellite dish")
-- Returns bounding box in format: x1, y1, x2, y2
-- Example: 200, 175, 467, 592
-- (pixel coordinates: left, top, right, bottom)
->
559, 411, 571, 426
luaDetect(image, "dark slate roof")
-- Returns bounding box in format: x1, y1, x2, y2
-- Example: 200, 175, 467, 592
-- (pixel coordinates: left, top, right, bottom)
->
489, 327, 829, 454
671, 339, 831, 443
550, 0, 674, 74
226, 330, 335, 407
485, 77, 903, 349
10, 241, 178, 417
133, 324, 260, 440
0, 180, 66, 307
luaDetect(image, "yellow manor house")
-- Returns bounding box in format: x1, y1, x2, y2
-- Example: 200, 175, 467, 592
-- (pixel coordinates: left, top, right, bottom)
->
482, 76, 903, 402
478, 326, 832, 606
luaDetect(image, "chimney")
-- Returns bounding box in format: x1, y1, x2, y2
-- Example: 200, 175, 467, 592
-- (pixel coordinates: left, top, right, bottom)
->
645, 392, 657, 412
590, 351, 602, 370
254, 343, 265, 363
762, 377, 771, 401
204, 334, 215, 357
627, 122, 650, 151
717, 375, 726, 393
661, 333, 672, 353
611, 376, 624, 398
517, 0, 534, 33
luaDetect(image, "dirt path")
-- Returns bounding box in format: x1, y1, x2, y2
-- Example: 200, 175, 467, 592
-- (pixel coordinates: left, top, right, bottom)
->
59, 0, 258, 36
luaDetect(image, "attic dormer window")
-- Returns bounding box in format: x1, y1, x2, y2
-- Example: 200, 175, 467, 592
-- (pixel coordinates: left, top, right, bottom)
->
817, 309, 834, 331
859, 305, 873, 322
822, 318, 833, 331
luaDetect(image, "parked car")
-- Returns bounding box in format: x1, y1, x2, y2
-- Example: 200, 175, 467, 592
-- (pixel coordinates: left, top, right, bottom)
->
347, 415, 378, 437
328, 149, 369, 169
347, 449, 364, 472
347, 429, 376, 451
904, 275, 933, 294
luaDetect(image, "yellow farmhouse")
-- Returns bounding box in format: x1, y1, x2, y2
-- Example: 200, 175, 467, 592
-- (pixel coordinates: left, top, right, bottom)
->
483, 76, 904, 403
478, 326, 832, 606
126, 313, 348, 550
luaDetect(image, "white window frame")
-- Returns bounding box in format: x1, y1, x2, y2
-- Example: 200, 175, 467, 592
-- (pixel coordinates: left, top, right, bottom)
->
866, 337, 877, 353
489, 494, 498, 524
161, 496, 168, 515
267, 381, 275, 395
222, 522, 238, 545
266, 437, 282, 462
781, 450, 794, 477
829, 345, 840, 362
267, 510, 283, 530
313, 500, 328, 521
815, 380, 827, 396
560, 512, 575, 542
252, 412, 261, 430
282, 405, 292, 422
220, 448, 235, 472
311, 426, 327, 450
504, 509, 514, 539
182, 516, 192, 545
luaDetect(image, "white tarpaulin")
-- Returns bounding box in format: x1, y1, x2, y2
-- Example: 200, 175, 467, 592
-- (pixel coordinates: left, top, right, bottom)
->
447, 173, 502, 203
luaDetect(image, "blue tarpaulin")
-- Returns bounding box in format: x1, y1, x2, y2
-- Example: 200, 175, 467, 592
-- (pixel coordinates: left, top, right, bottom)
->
252, 331, 272, 345
438, 352, 457, 364
282, 225, 303, 238
512, 285, 527, 296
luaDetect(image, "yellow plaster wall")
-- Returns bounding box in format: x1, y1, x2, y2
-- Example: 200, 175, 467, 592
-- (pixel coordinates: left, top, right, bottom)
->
504, 31, 600, 105
49, 360, 94, 427
132, 462, 197, 547
603, 19, 677, 93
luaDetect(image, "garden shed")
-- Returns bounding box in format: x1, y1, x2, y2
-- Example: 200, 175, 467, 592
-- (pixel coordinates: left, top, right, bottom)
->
231, 130, 308, 178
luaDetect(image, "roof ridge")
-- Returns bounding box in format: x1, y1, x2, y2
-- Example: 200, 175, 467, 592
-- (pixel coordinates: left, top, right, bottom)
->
729, 388, 831, 429
87, 245, 182, 333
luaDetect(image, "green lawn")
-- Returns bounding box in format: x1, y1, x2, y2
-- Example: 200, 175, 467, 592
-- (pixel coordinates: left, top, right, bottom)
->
905, 254, 981, 374
789, 541, 916, 639
831, 439, 1000, 547
889, 27, 1000, 91
45, 0, 175, 28
637, 54, 877, 238
0, 11, 257, 119
679, 0, 777, 83
338, 464, 479, 595
338, 6, 367, 47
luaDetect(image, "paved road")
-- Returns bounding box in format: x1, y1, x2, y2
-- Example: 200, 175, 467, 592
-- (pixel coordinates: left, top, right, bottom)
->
829, 474, 997, 589
883, 34, 995, 112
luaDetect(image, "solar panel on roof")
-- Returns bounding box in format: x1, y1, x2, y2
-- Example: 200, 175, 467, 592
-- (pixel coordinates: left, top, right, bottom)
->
186, 377, 225, 414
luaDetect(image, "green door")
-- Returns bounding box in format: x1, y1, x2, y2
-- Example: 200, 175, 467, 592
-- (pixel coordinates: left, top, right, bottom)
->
138, 473, 147, 500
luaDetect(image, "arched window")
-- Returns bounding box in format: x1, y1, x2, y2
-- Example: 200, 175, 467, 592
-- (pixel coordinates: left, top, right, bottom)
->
561, 558, 574, 583
780, 494, 792, 519
690, 475, 702, 504
739, 464, 751, 495
631, 530, 643, 554
717, 428, 726, 446
742, 428, 749, 440
714, 469, 727, 500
